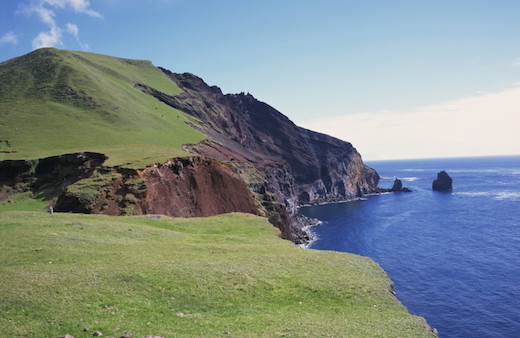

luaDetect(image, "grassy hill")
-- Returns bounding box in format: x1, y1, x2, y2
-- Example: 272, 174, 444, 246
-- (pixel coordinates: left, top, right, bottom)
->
0, 205, 433, 337
0, 48, 205, 168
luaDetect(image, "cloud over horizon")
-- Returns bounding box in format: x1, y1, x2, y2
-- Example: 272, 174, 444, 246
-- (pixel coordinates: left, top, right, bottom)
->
0, 32, 18, 45
18, 0, 101, 50
299, 85, 520, 160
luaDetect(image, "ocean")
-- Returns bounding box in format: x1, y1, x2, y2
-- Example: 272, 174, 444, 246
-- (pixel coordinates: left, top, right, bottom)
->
299, 156, 520, 338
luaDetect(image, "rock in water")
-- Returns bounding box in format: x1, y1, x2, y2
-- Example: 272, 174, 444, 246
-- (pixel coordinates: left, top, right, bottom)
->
391, 178, 403, 191
432, 171, 453, 191
390, 178, 412, 192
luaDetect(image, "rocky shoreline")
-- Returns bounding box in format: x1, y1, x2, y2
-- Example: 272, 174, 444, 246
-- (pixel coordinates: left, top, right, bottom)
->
294, 191, 395, 248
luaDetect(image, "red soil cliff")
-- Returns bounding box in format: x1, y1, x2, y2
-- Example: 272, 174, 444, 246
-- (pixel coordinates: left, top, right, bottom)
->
142, 157, 259, 217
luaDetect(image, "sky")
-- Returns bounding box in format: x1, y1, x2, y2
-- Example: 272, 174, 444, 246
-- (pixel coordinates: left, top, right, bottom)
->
1, 0, 519, 160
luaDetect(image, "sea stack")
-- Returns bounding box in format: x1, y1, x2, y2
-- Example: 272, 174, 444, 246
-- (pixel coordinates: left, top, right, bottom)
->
432, 171, 453, 191
390, 178, 412, 192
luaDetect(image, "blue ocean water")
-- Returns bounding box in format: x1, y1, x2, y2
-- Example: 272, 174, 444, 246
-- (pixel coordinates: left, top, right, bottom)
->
299, 156, 520, 338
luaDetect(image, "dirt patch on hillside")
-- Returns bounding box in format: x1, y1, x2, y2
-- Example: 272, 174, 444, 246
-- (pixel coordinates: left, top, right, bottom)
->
142, 157, 259, 217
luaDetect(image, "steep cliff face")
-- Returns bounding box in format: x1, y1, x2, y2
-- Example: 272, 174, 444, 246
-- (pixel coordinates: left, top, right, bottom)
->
295, 129, 380, 204
143, 71, 380, 209
134, 70, 381, 243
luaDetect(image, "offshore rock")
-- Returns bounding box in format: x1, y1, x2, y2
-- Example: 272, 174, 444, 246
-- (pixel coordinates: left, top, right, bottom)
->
390, 178, 412, 192
432, 171, 453, 191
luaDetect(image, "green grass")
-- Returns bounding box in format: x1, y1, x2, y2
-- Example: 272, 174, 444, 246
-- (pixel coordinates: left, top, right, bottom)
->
0, 48, 205, 168
0, 192, 48, 213
0, 210, 433, 337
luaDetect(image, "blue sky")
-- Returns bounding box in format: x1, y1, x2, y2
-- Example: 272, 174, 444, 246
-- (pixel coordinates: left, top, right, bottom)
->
1, 0, 519, 159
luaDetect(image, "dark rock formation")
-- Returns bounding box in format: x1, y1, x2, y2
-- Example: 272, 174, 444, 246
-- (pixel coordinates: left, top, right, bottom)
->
0, 152, 106, 199
390, 178, 412, 192
432, 171, 452, 191
391, 178, 403, 191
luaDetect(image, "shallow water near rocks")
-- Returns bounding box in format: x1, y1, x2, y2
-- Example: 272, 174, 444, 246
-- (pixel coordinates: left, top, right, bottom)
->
300, 156, 520, 338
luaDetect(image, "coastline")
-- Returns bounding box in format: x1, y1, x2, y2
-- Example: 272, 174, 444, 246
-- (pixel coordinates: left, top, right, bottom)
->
296, 192, 391, 248
297, 194, 438, 336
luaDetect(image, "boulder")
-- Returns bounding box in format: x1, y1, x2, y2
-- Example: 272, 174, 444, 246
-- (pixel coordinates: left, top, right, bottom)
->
432, 171, 452, 191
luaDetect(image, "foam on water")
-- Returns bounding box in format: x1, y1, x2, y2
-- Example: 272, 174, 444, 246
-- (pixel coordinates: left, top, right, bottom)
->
495, 192, 520, 200
455, 191, 520, 200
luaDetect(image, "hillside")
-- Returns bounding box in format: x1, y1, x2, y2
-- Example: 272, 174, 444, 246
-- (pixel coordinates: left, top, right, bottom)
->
0, 48, 205, 168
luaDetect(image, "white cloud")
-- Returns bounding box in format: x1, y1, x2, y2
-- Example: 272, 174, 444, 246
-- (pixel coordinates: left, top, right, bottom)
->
20, 0, 101, 49
0, 31, 19, 45
65, 22, 79, 37
32, 26, 62, 49
42, 0, 102, 18
66, 22, 89, 50
299, 85, 520, 160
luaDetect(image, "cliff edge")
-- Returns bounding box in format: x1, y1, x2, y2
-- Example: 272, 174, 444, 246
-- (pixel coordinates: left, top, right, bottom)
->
139, 71, 380, 242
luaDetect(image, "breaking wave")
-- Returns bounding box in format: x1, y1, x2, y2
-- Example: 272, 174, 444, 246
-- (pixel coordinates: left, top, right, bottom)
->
455, 191, 520, 201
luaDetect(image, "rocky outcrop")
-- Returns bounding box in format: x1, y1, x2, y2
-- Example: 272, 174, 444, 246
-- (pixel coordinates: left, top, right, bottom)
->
1, 153, 262, 221
432, 171, 452, 191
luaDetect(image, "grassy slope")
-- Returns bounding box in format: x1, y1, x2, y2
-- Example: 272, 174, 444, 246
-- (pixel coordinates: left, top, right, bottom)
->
0, 207, 433, 337
0, 48, 205, 168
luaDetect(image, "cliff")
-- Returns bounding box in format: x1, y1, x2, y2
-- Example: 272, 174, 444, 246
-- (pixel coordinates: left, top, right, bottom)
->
1, 153, 259, 219
139, 71, 380, 241
0, 49, 380, 244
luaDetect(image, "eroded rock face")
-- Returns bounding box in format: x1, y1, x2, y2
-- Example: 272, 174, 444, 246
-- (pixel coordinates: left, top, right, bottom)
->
54, 156, 261, 218
142, 157, 259, 217
432, 171, 453, 191
144, 71, 380, 208
1, 153, 261, 221
0, 152, 106, 199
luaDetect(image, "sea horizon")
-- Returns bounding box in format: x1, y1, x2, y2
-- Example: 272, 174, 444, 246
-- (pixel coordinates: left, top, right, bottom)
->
364, 153, 520, 163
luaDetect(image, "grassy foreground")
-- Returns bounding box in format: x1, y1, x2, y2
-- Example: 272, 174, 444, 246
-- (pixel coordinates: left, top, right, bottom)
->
0, 209, 433, 337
